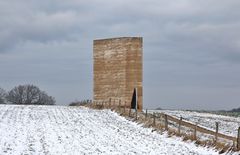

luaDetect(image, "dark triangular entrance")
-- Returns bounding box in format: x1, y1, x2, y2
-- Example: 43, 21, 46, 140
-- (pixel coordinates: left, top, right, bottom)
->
131, 88, 137, 109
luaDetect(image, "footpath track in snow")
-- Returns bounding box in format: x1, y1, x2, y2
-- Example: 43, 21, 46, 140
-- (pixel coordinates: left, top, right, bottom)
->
0, 105, 220, 154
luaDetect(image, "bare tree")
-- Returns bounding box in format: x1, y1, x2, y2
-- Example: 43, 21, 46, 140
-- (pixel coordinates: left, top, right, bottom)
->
38, 91, 56, 105
0, 87, 7, 104
6, 84, 55, 105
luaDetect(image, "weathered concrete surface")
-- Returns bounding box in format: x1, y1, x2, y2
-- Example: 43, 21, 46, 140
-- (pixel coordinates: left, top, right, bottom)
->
93, 37, 143, 110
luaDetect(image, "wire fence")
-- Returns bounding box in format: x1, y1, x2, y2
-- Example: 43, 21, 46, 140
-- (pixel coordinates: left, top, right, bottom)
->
88, 98, 240, 152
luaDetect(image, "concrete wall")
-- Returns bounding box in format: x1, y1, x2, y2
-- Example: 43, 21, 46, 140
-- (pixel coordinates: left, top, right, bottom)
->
93, 37, 143, 110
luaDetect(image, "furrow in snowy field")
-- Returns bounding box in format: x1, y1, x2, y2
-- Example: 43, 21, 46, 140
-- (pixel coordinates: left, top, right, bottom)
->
0, 105, 231, 154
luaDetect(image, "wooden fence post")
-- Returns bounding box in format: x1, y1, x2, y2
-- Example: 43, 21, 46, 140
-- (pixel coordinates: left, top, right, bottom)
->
159, 114, 163, 129
109, 98, 111, 109
114, 99, 117, 110
112, 99, 114, 109
193, 123, 197, 140
91, 101, 93, 108
215, 122, 219, 143
237, 127, 240, 150
129, 108, 131, 117
118, 100, 121, 112
154, 113, 157, 126
178, 117, 182, 135
135, 108, 138, 120
164, 114, 168, 131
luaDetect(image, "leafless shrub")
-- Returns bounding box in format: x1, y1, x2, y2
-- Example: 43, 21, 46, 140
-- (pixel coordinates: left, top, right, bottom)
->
69, 99, 91, 106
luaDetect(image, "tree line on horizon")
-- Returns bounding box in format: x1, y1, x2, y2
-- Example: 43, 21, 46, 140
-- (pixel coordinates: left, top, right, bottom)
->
0, 84, 55, 105
68, 99, 92, 106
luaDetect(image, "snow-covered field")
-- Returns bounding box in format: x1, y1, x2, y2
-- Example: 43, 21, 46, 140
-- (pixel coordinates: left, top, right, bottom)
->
149, 110, 240, 137
0, 105, 221, 155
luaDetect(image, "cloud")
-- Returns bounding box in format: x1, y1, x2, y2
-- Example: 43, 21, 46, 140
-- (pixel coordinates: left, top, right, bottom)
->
0, 10, 79, 52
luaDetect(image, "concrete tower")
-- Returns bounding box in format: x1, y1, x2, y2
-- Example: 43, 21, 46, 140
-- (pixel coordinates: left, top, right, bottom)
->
93, 37, 143, 110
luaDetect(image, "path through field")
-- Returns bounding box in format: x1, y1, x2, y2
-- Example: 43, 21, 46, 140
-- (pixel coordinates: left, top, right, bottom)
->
0, 105, 219, 154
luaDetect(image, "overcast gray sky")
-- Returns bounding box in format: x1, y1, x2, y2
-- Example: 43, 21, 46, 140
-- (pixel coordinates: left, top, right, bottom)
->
0, 0, 240, 110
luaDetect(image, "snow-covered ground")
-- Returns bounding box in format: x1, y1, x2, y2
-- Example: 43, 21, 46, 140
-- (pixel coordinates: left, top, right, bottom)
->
0, 105, 222, 155
148, 110, 240, 137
